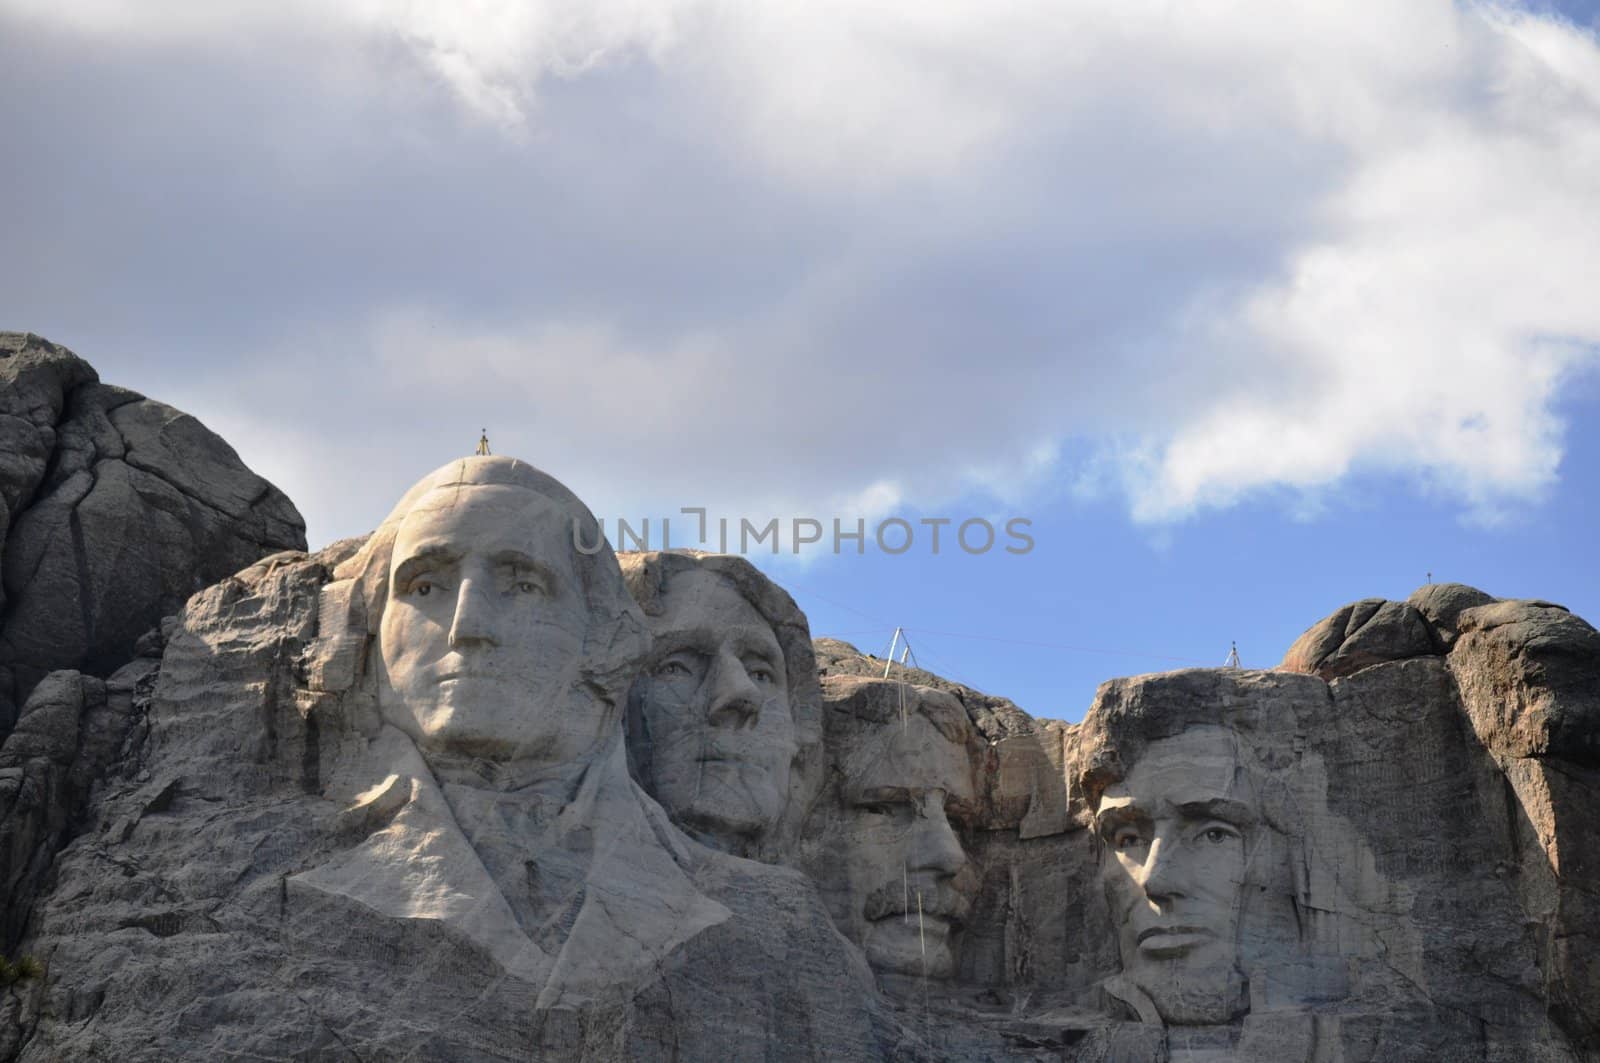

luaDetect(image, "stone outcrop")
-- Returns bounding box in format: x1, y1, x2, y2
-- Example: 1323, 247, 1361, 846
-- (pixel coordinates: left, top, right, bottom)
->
0, 378, 1595, 1060
0, 333, 306, 732
0, 333, 303, 1055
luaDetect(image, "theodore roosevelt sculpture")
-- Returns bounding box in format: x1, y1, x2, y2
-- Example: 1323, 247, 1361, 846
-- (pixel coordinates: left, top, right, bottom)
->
618, 551, 821, 861
803, 676, 982, 981
291, 457, 728, 1008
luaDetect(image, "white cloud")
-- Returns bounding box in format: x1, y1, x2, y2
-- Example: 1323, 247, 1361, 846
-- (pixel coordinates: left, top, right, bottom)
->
4, 0, 1600, 536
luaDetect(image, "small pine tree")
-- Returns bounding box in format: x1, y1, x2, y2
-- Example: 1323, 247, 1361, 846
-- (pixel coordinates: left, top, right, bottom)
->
15, 956, 42, 981
0, 960, 16, 987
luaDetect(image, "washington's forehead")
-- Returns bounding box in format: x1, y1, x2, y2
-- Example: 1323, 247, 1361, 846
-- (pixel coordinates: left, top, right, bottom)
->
392, 485, 576, 559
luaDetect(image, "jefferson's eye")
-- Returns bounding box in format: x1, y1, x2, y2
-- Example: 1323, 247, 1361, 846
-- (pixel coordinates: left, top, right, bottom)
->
655, 660, 693, 678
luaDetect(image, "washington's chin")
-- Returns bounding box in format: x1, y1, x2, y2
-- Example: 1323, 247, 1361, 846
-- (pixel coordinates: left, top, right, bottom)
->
863, 916, 958, 979
386, 697, 580, 761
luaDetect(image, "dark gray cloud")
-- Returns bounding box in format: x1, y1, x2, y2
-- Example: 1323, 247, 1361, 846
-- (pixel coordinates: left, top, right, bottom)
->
2, 2, 1597, 545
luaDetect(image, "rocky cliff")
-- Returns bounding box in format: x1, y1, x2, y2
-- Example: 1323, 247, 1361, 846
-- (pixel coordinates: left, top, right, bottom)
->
0, 333, 304, 1037
0, 348, 1596, 1060
0, 332, 305, 731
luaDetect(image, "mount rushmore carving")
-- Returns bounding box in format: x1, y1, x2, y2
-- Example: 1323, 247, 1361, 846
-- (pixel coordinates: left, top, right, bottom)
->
2, 335, 1598, 1061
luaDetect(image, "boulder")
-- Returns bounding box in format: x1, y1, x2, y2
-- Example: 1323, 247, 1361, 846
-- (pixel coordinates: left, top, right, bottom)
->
0, 332, 306, 731
1279, 597, 1436, 679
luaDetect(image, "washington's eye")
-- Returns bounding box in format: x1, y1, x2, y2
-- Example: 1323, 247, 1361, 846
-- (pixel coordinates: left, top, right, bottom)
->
414, 581, 434, 598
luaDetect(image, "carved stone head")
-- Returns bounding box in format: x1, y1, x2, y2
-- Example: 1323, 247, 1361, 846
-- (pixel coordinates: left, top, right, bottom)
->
1093, 725, 1256, 1023
334, 456, 648, 767
619, 551, 821, 859
806, 677, 982, 981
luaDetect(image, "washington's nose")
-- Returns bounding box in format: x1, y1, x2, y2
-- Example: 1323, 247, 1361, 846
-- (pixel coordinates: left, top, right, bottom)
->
1139, 833, 1186, 903
447, 578, 499, 649
908, 794, 966, 878
706, 647, 761, 729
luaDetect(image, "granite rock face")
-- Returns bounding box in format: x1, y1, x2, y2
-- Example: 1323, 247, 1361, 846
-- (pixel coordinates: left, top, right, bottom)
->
0, 333, 306, 732
0, 402, 1596, 1059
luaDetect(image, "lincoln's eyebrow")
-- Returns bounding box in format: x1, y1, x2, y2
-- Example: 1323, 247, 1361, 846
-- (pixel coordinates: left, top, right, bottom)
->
1093, 803, 1147, 832
1174, 797, 1256, 827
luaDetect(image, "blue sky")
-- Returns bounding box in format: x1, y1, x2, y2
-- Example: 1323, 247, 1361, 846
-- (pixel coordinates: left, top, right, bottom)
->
3, 0, 1598, 721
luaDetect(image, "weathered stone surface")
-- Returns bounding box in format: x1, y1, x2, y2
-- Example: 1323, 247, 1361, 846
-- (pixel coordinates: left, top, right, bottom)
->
10, 460, 903, 1061
0, 411, 1594, 1061
1279, 597, 1435, 679
619, 550, 822, 863
1408, 581, 1497, 649
0, 332, 305, 731
0, 660, 154, 953
815, 636, 1039, 741
1057, 659, 1587, 1059
1446, 594, 1600, 1050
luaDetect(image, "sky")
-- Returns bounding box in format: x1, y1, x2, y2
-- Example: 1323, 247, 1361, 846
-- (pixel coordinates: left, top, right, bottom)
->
3, 0, 1598, 722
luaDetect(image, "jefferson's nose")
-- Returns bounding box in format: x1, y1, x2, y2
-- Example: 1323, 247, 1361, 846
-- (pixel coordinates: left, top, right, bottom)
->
447, 577, 499, 649
908, 793, 966, 878
706, 647, 761, 729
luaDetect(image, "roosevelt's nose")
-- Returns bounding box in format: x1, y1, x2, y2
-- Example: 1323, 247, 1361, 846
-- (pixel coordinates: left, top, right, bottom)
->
907, 792, 966, 878
1138, 832, 1187, 904
705, 646, 761, 729
447, 577, 499, 649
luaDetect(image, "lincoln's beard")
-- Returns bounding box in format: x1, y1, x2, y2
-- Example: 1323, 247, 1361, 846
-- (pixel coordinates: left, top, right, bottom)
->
1125, 949, 1248, 1026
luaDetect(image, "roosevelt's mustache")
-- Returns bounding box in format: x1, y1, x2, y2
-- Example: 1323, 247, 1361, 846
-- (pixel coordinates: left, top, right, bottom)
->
861, 878, 973, 923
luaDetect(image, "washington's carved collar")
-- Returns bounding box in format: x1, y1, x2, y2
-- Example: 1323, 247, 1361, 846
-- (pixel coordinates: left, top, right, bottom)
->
289, 725, 731, 1008
416, 742, 600, 797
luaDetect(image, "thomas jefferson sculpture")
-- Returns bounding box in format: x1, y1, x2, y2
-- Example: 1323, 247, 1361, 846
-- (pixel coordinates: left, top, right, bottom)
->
618, 550, 821, 861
